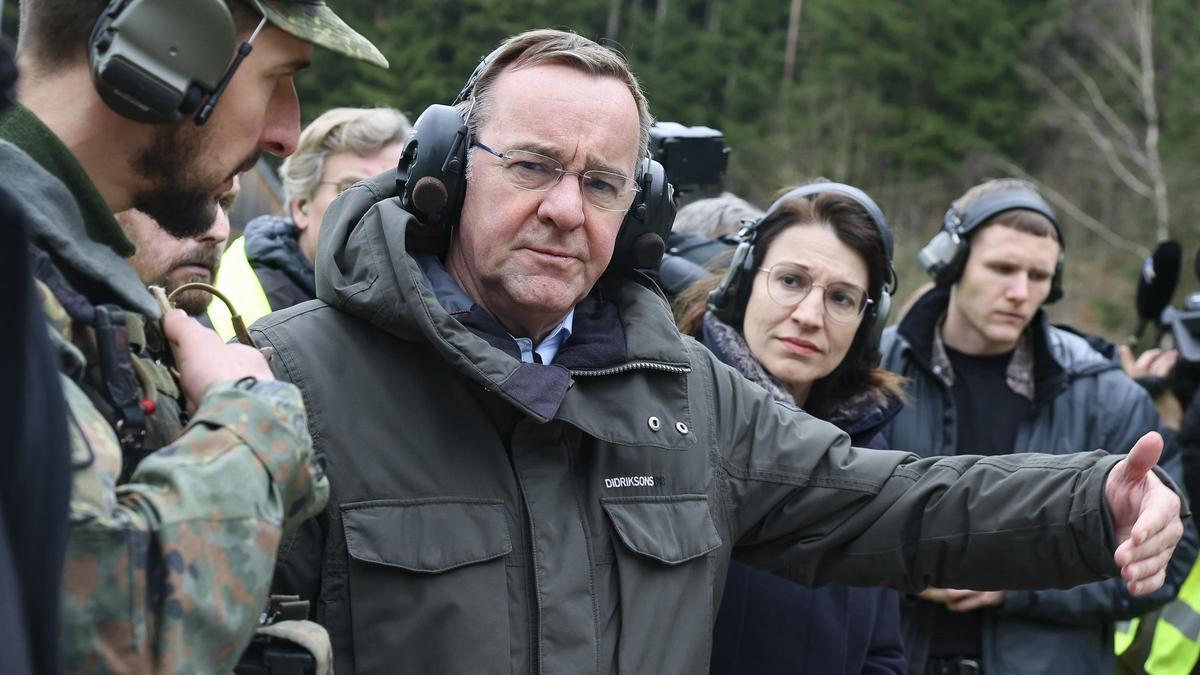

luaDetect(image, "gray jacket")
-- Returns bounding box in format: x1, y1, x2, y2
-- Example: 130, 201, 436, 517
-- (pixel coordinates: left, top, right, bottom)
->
260, 171, 1152, 675
881, 286, 1199, 675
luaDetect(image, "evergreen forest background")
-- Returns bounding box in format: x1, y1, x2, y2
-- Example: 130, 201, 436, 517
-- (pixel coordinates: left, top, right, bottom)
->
10, 0, 1200, 341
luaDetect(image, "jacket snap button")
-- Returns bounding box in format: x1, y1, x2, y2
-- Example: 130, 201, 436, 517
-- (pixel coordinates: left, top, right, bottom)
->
648, 416, 661, 431
675, 421, 689, 435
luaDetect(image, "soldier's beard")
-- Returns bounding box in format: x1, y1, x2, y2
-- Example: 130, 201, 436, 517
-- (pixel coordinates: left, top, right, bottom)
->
132, 125, 257, 239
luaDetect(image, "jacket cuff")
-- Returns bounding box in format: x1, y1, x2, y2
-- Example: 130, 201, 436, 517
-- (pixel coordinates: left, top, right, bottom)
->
997, 589, 1032, 614
1084, 453, 1124, 577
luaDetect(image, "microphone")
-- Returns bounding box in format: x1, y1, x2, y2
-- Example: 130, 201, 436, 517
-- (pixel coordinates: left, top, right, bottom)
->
1133, 240, 1182, 341
1194, 246, 1200, 284
194, 18, 267, 126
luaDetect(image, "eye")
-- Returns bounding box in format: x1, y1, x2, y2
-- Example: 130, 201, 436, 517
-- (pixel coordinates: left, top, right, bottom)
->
778, 273, 801, 288
827, 288, 859, 309
583, 173, 620, 196
510, 158, 554, 175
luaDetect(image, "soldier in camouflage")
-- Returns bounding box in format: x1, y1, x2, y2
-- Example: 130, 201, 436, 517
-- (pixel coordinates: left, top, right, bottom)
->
5, 1, 386, 671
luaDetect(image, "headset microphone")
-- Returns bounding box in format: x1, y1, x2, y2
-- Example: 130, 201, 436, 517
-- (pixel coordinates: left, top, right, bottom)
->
1133, 240, 1182, 342
195, 18, 267, 125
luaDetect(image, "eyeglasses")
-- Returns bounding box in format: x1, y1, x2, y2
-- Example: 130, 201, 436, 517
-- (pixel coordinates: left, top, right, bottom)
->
318, 179, 362, 196
471, 141, 640, 212
758, 263, 872, 324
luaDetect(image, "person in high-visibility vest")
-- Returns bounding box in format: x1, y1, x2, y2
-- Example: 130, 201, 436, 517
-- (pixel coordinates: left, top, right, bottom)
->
121, 177, 239, 317
1116, 383, 1200, 675
210, 107, 411, 340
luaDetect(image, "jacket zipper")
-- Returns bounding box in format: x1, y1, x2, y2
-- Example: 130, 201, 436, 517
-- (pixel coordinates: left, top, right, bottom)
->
569, 361, 691, 377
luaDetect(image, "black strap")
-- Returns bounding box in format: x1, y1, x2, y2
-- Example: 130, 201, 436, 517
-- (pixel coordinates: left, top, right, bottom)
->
29, 245, 147, 454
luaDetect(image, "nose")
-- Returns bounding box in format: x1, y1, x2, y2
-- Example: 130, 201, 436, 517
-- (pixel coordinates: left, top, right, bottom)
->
536, 172, 586, 231
200, 203, 232, 246
1006, 274, 1030, 302
789, 288, 826, 329
259, 78, 301, 158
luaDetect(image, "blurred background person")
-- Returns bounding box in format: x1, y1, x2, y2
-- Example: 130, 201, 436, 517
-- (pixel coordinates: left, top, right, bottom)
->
210, 107, 410, 338
669, 191, 761, 266
120, 177, 240, 317
676, 182, 906, 675
881, 178, 1196, 675
659, 192, 763, 300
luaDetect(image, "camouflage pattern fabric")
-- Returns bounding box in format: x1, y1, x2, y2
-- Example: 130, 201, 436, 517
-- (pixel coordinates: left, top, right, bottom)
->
254, 0, 389, 68
39, 281, 331, 674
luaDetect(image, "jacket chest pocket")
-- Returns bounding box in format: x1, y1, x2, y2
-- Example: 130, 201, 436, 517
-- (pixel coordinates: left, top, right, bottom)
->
342, 499, 512, 674
601, 495, 723, 675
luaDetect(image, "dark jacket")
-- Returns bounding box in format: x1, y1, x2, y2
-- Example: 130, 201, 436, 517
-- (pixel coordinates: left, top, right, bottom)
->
243, 214, 316, 310
261, 170, 1150, 675
702, 315, 906, 675
881, 286, 1199, 675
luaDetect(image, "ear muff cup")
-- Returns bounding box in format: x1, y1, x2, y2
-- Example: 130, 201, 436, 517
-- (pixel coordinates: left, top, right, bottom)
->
89, 0, 236, 124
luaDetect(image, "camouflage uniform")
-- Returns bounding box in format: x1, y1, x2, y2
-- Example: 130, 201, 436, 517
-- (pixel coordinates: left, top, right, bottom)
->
0, 2, 388, 671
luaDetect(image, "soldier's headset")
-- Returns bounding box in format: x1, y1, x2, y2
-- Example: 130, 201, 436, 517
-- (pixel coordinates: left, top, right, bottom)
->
917, 184, 1065, 303
89, 0, 268, 125
707, 183, 898, 355
393, 47, 676, 273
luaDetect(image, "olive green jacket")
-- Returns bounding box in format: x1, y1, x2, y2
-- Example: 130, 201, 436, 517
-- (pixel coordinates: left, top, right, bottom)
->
262, 171, 1137, 675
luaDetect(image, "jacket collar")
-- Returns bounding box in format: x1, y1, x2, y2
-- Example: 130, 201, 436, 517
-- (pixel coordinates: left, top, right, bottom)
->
0, 104, 133, 257
243, 215, 316, 297
898, 286, 1066, 407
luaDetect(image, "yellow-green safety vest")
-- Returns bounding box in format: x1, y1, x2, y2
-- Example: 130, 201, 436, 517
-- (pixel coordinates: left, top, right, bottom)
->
1116, 561, 1200, 673
207, 235, 272, 342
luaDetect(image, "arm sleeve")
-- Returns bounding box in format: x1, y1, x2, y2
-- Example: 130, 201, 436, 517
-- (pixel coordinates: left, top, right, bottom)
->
60, 375, 327, 675
697, 345, 1125, 594
1000, 383, 1198, 623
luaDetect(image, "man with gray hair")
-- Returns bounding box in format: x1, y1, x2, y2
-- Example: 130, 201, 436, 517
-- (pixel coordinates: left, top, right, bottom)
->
259, 29, 1186, 674
210, 106, 410, 339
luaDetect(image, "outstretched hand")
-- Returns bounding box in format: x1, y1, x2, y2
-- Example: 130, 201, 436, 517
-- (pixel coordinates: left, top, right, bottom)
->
1105, 431, 1184, 595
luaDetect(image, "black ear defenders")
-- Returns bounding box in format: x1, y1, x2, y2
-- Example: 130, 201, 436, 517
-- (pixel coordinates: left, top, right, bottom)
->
395, 47, 676, 273
89, 0, 263, 125
918, 185, 1065, 303
707, 183, 898, 355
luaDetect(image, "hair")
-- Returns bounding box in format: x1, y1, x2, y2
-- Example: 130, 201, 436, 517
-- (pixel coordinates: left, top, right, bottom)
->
19, 0, 262, 73
674, 184, 905, 421
672, 192, 764, 239
454, 29, 653, 173
952, 178, 1060, 242
280, 107, 413, 205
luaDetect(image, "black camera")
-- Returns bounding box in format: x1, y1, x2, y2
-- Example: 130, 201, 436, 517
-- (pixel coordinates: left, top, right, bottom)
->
1163, 292, 1200, 364
648, 122, 729, 192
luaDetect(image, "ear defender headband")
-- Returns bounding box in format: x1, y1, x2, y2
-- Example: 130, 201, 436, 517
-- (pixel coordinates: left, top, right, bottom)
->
90, 0, 267, 125
395, 45, 676, 272
707, 183, 898, 350
918, 185, 1065, 303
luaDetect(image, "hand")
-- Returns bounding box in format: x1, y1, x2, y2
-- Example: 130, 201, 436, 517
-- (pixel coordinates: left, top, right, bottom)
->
1120, 345, 1180, 380
918, 587, 1005, 612
1105, 431, 1184, 595
1120, 346, 1184, 429
162, 309, 275, 412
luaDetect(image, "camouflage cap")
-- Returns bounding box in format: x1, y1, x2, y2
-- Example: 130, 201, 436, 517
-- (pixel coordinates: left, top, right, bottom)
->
252, 1, 388, 69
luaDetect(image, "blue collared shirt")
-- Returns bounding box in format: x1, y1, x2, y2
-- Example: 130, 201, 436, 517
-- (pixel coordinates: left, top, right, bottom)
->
415, 252, 574, 365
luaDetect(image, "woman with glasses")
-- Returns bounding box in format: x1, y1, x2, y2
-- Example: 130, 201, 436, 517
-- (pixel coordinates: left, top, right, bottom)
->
209, 106, 411, 339
675, 183, 907, 675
